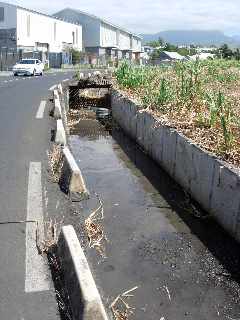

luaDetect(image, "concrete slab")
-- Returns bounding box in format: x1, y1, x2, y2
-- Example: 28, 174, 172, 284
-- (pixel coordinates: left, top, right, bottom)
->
54, 96, 62, 120
210, 162, 240, 238
55, 119, 66, 146
59, 147, 89, 201
58, 225, 108, 320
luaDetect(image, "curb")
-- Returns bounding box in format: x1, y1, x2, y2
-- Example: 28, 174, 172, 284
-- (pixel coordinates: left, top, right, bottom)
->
53, 90, 62, 119
55, 119, 66, 145
58, 225, 109, 320
58, 83, 63, 95
60, 146, 89, 201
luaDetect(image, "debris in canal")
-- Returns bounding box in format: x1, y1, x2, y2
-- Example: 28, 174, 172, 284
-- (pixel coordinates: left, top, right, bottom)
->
67, 109, 82, 129
163, 285, 171, 302
85, 194, 107, 257
110, 286, 138, 320
36, 218, 73, 319
48, 144, 64, 183
36, 218, 63, 254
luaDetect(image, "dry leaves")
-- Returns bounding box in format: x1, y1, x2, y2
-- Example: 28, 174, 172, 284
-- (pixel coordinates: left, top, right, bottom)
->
114, 62, 240, 168
48, 144, 63, 182
85, 194, 106, 257
36, 218, 64, 254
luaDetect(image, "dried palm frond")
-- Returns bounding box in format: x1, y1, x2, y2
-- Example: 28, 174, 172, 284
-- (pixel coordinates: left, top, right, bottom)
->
85, 194, 106, 257
36, 218, 64, 254
110, 286, 138, 320
48, 144, 64, 182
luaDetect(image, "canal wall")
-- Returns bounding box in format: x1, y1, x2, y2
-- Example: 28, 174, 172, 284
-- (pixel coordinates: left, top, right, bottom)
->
111, 89, 240, 242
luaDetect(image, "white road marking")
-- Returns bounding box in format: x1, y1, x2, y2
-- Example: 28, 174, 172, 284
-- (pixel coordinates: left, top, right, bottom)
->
63, 78, 69, 82
25, 162, 51, 293
35, 100, 46, 119
49, 84, 57, 90
4, 80, 8, 83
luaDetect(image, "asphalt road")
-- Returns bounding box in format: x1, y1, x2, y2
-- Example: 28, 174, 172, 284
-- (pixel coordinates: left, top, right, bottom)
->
0, 71, 73, 320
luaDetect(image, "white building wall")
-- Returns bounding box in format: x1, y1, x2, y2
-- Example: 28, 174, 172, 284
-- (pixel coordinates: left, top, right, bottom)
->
100, 22, 117, 48
54, 10, 101, 48
132, 37, 142, 52
16, 8, 82, 52
119, 31, 131, 50
0, 2, 16, 29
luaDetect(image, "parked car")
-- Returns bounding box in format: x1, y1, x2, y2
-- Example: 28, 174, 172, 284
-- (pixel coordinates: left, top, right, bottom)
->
12, 58, 44, 76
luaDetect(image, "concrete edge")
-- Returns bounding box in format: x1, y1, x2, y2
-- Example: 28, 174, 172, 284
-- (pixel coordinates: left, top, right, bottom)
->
51, 82, 89, 202
111, 89, 240, 241
60, 146, 89, 201
53, 91, 62, 120
58, 225, 109, 320
55, 119, 66, 146
58, 83, 63, 95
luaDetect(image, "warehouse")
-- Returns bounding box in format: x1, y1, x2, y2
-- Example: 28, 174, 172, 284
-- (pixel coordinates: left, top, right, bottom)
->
0, 2, 82, 69
54, 8, 142, 64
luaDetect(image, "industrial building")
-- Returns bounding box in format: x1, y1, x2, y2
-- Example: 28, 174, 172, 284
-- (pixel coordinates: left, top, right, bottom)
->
0, 2, 82, 69
53, 8, 142, 64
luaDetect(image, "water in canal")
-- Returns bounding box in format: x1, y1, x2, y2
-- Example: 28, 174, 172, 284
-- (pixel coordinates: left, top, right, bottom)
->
69, 106, 240, 320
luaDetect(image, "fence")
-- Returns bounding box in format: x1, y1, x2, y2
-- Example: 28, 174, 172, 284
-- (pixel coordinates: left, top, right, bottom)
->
49, 52, 72, 68
0, 48, 73, 71
0, 48, 42, 71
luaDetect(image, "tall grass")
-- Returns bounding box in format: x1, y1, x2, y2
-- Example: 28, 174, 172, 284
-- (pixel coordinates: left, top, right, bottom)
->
115, 60, 240, 165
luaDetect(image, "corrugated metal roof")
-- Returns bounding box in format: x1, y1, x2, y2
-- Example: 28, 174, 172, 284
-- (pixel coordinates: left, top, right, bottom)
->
190, 53, 215, 61
163, 51, 185, 60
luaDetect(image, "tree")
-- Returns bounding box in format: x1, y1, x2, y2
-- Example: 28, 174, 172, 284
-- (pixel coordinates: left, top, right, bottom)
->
234, 48, 240, 61
220, 44, 233, 59
164, 43, 178, 52
177, 47, 197, 56
146, 37, 165, 48
70, 49, 84, 65
158, 37, 165, 47
150, 48, 163, 59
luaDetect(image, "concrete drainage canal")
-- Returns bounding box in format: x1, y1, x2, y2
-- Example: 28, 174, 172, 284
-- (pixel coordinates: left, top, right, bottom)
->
57, 78, 240, 320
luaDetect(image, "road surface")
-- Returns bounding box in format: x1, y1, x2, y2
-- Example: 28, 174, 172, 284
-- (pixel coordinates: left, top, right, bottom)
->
0, 72, 72, 320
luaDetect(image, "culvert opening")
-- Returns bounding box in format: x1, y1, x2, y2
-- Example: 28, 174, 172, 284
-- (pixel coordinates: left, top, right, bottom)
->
69, 76, 112, 109
68, 76, 113, 136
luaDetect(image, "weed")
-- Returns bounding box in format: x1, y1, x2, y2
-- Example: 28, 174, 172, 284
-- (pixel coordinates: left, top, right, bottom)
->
114, 59, 240, 166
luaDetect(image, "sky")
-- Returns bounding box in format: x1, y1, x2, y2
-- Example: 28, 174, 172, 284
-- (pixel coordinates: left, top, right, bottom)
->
8, 0, 240, 36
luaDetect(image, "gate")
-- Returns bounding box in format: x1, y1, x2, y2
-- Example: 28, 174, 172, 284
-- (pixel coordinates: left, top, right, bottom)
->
0, 48, 43, 71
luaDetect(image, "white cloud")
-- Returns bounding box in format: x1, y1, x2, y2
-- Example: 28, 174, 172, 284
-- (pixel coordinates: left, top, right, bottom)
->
7, 0, 240, 35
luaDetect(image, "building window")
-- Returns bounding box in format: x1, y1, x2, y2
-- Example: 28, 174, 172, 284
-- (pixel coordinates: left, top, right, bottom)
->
116, 30, 120, 47
72, 31, 75, 44
27, 15, 30, 37
76, 28, 78, 45
0, 7, 4, 22
54, 22, 57, 41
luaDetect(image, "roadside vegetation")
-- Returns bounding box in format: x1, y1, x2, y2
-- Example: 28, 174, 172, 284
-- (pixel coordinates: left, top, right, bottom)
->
114, 59, 240, 167
146, 37, 240, 60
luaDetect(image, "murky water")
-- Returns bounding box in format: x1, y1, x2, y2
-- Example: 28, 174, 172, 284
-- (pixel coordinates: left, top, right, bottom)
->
69, 107, 240, 320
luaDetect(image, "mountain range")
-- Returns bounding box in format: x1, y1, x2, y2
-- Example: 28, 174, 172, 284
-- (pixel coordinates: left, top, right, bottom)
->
140, 30, 240, 46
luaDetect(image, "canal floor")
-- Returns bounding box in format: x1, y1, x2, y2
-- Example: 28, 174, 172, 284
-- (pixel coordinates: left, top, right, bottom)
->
68, 108, 240, 320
